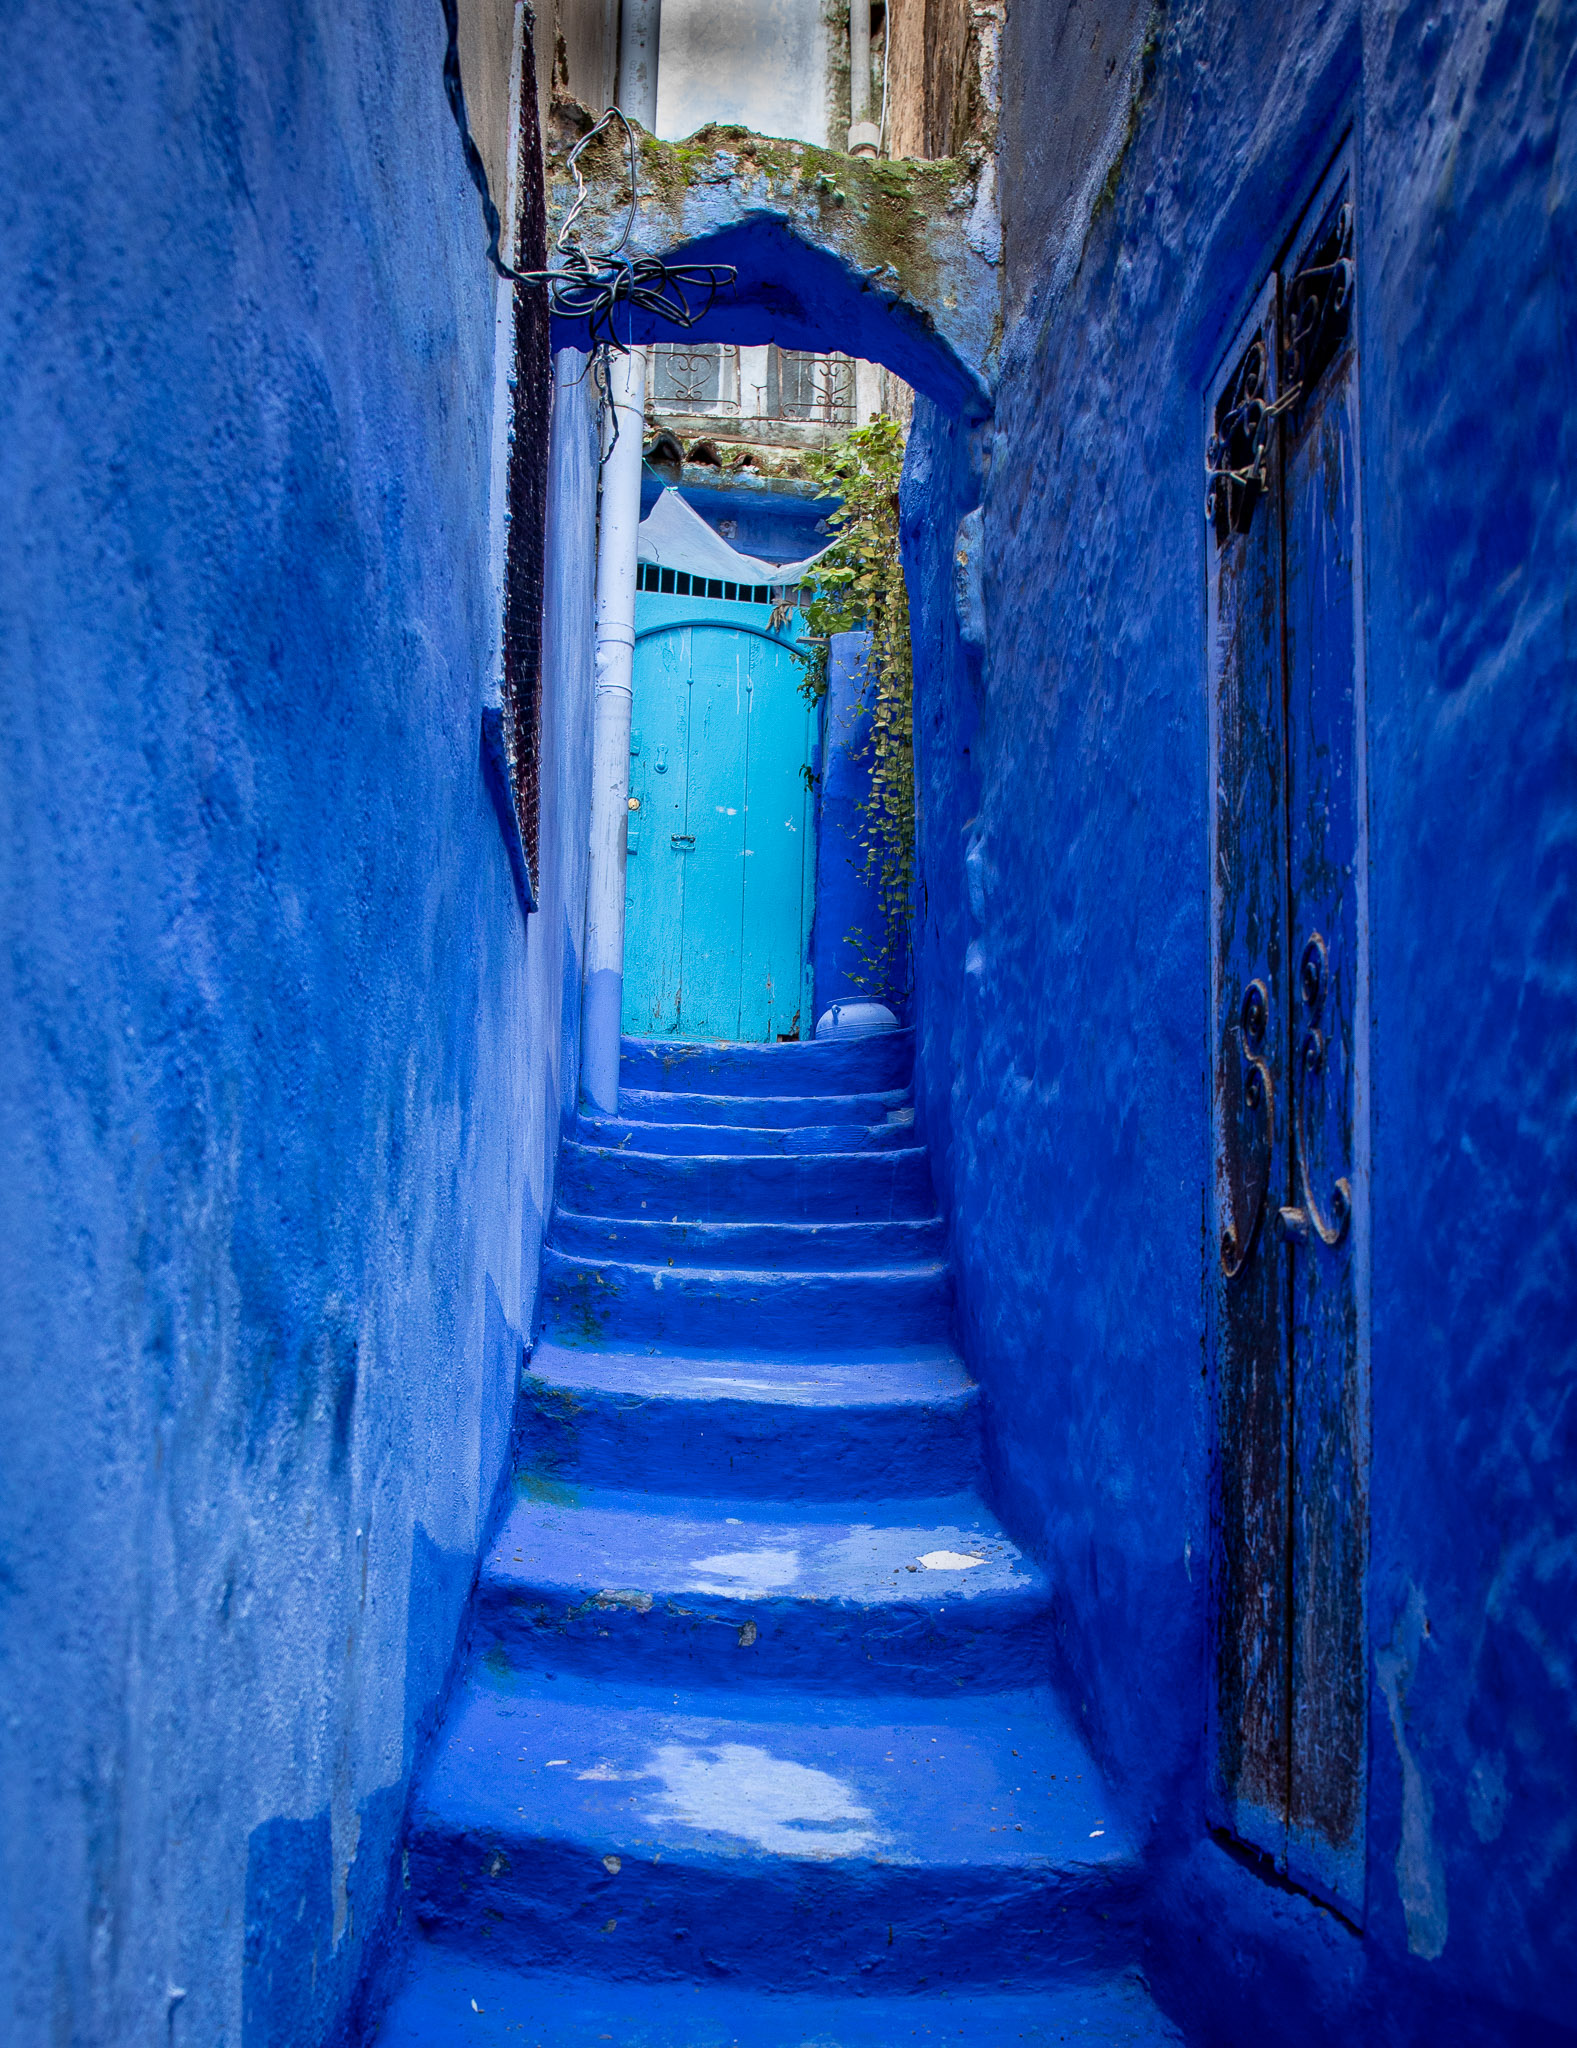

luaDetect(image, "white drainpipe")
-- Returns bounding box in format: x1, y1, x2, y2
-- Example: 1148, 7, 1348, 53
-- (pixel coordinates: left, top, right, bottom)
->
581, 4, 659, 1112
580, 344, 648, 1115
847, 1, 879, 155
617, 0, 661, 131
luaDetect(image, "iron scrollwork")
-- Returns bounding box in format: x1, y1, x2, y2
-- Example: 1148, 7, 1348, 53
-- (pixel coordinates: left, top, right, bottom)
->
1220, 979, 1276, 1278
1205, 195, 1355, 538
1278, 934, 1352, 1248
1283, 201, 1354, 400
1205, 336, 1278, 539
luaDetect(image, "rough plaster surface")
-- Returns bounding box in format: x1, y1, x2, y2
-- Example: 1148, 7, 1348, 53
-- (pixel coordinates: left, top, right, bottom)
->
0, 3, 589, 2043
905, 0, 1575, 2038
656, 0, 833, 147
544, 106, 1001, 411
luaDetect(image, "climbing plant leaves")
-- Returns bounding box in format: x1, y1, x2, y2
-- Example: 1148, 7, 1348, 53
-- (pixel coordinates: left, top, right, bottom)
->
799, 417, 914, 1006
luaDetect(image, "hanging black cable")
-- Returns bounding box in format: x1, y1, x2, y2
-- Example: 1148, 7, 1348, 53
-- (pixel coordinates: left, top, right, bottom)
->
440, 6, 735, 344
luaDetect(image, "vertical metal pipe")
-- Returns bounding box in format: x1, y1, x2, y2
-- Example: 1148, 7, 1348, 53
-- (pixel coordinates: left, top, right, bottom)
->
581, 3, 661, 1111
847, 0, 879, 154
580, 344, 648, 1114
617, 0, 662, 130
849, 0, 871, 126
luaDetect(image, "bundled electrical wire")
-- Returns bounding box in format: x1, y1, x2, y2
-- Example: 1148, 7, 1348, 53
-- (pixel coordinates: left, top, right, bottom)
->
441, 1, 734, 349
517, 110, 737, 349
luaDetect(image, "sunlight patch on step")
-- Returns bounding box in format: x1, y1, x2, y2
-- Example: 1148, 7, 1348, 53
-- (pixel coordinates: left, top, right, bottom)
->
643, 1741, 882, 1858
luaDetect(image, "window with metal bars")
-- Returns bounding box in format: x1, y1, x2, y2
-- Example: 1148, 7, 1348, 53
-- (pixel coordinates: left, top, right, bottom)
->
767, 347, 855, 427
636, 564, 774, 603
650, 343, 740, 411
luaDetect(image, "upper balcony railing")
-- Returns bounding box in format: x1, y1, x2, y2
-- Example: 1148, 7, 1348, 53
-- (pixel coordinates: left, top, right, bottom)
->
648, 343, 857, 443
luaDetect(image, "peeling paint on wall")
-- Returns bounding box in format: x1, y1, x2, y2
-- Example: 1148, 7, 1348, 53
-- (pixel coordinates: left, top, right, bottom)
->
1376, 1587, 1448, 1962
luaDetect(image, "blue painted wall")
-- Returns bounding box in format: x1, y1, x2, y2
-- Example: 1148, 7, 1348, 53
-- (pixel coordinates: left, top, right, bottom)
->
638, 473, 836, 563
905, 0, 1574, 2039
811, 630, 893, 1016
0, 6, 592, 2044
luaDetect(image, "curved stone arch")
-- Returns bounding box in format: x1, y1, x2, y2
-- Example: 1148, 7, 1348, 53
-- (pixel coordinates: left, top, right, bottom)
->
545, 117, 1000, 417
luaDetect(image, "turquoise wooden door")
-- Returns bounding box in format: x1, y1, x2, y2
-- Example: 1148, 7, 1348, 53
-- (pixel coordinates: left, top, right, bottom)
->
623, 615, 815, 1041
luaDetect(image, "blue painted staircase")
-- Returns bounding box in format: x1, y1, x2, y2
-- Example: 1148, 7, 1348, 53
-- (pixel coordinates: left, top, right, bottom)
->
373, 1034, 1178, 2046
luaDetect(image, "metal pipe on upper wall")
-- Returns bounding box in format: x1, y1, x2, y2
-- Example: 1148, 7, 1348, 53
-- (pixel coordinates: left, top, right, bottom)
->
618, 0, 661, 129
847, 0, 879, 155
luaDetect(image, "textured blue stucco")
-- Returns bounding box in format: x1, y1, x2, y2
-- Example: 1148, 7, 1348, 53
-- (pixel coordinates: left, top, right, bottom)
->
637, 473, 837, 564
0, 5, 591, 2044
905, 0, 1575, 2040
811, 630, 895, 1015
3, 0, 1572, 2037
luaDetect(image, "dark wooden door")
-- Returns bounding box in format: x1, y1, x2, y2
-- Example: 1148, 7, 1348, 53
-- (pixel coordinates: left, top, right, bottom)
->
1206, 150, 1369, 1918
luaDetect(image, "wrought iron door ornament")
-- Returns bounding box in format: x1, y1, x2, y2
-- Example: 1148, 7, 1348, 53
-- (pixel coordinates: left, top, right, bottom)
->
1206, 197, 1354, 536
1283, 203, 1354, 399
1221, 979, 1276, 1277
1278, 934, 1352, 1247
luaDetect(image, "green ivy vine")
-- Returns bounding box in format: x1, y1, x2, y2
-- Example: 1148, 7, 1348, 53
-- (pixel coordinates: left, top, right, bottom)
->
798, 415, 914, 1005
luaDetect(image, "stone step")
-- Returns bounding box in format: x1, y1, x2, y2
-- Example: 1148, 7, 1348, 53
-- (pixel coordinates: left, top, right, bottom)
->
519, 1341, 980, 1499
375, 1950, 1183, 2045
406, 1669, 1141, 1991
547, 1211, 950, 1269
577, 1114, 917, 1156
539, 1248, 954, 1351
557, 1142, 937, 1222
476, 1487, 1052, 1693
618, 1085, 910, 1129
621, 1031, 913, 1099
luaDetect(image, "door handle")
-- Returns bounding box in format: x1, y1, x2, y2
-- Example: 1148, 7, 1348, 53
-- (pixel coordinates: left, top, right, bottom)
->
671, 834, 695, 849
1220, 978, 1275, 1278
1278, 934, 1351, 1248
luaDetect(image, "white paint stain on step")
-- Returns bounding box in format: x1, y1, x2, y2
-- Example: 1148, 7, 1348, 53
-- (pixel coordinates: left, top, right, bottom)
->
918, 1550, 986, 1570
688, 1548, 800, 1595
643, 1741, 881, 1858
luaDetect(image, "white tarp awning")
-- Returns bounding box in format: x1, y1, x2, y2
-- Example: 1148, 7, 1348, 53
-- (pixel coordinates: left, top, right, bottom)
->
636, 486, 830, 588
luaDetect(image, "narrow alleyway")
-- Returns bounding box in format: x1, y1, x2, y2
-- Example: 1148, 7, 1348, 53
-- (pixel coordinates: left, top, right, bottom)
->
376, 1031, 1178, 2042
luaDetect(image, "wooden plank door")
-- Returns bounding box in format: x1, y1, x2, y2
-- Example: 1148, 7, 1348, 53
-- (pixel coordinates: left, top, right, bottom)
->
623, 618, 817, 1042
678, 627, 752, 1038
737, 632, 816, 1042
1207, 147, 1368, 1919
1281, 164, 1368, 1912
1207, 273, 1294, 1871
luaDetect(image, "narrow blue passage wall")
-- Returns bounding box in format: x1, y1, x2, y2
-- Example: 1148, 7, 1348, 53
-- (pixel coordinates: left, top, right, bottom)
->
810, 631, 892, 1015
905, 0, 1575, 2041
0, 5, 590, 2045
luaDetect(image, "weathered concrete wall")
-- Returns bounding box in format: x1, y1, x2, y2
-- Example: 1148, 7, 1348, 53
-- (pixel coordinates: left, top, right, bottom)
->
995, 0, 1149, 322
0, 3, 587, 2043
888, 0, 998, 160
458, 0, 521, 215
657, 0, 835, 147
906, 0, 1575, 2038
